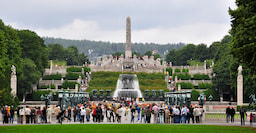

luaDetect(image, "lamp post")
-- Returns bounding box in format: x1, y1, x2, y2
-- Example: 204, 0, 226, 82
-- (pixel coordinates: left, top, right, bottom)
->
58, 91, 64, 111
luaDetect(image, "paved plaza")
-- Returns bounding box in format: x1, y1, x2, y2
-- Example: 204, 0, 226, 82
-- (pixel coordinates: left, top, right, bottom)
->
1, 107, 255, 128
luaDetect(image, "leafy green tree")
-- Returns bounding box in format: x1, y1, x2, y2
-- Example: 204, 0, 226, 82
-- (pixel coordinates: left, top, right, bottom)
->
18, 30, 48, 73
165, 49, 177, 65
144, 51, 152, 57
229, 0, 256, 75
193, 44, 209, 62
47, 43, 65, 61
153, 53, 161, 60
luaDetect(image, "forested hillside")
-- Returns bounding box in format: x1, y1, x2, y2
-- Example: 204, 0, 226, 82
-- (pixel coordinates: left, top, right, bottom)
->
43, 37, 186, 58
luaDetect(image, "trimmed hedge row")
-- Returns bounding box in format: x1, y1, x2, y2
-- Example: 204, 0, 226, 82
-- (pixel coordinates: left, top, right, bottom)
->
173, 73, 191, 80
166, 68, 173, 76
43, 74, 62, 80
67, 67, 82, 72
198, 83, 212, 89
176, 82, 194, 89
38, 84, 56, 89
65, 72, 80, 80
193, 74, 210, 80
62, 80, 80, 89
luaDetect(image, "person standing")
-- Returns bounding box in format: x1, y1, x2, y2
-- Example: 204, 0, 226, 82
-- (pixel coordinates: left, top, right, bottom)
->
54, 105, 60, 123
174, 106, 180, 123
46, 106, 52, 123
159, 105, 165, 124
240, 106, 246, 125
189, 105, 194, 124
130, 106, 136, 123
145, 105, 151, 123
141, 106, 146, 123
10, 106, 14, 124
36, 107, 42, 124
42, 107, 47, 123
193, 105, 200, 123
164, 105, 170, 124
80, 107, 85, 123
73, 108, 77, 122
136, 105, 141, 122
117, 106, 122, 123
30, 107, 36, 124
152, 104, 159, 124
181, 105, 187, 123
19, 107, 24, 124
25, 106, 31, 124
230, 106, 235, 123
226, 106, 231, 123
67, 106, 72, 122
85, 106, 91, 122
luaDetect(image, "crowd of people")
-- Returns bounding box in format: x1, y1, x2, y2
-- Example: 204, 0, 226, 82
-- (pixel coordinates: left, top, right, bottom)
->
1, 100, 206, 125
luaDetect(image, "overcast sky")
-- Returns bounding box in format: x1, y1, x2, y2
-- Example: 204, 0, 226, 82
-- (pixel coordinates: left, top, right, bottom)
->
0, 0, 237, 46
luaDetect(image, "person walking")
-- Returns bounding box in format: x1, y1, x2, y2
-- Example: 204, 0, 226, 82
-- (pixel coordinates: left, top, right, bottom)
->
173, 106, 180, 123
230, 106, 235, 123
67, 106, 72, 122
189, 105, 194, 124
30, 107, 36, 124
193, 105, 200, 123
141, 106, 146, 123
226, 106, 231, 123
117, 106, 122, 123
46, 106, 52, 123
25, 106, 31, 124
181, 105, 187, 123
136, 105, 141, 122
73, 108, 77, 122
124, 107, 129, 121
42, 107, 47, 123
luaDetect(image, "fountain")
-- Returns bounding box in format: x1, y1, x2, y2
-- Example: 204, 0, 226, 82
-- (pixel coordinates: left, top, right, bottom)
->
113, 74, 143, 98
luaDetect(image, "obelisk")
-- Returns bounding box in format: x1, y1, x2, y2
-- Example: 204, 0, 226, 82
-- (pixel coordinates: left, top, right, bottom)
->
125, 16, 132, 58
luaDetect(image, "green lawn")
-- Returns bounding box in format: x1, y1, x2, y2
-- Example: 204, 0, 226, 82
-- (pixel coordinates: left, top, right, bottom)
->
0, 124, 255, 133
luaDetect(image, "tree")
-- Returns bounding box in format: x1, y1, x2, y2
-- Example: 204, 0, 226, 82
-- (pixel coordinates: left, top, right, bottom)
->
229, 0, 256, 75
193, 44, 209, 62
47, 43, 65, 61
144, 51, 152, 57
165, 49, 177, 65
153, 53, 161, 60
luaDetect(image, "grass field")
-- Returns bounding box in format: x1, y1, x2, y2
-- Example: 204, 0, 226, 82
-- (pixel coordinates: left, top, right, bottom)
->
0, 124, 255, 133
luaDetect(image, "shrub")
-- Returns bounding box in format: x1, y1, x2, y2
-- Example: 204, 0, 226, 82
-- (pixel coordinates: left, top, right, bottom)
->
173, 73, 191, 80
65, 72, 79, 80
43, 74, 62, 80
137, 72, 165, 80
175, 69, 181, 72
182, 68, 189, 73
38, 85, 49, 89
203, 89, 220, 101
62, 80, 80, 89
193, 74, 210, 80
176, 82, 194, 89
83, 67, 91, 74
198, 83, 212, 89
32, 90, 54, 101
191, 89, 200, 101
166, 68, 173, 76
67, 67, 82, 72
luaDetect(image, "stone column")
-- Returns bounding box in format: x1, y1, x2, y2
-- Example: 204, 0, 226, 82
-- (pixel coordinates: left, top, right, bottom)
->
204, 60, 207, 74
50, 60, 53, 75
10, 65, 17, 96
178, 84, 181, 92
237, 65, 243, 106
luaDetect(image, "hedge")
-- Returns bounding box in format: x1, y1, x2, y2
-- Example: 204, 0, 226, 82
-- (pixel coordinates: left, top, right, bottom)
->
198, 83, 212, 89
38, 84, 56, 89
62, 80, 80, 89
193, 74, 210, 80
182, 68, 189, 73
175, 69, 181, 72
65, 72, 79, 80
32, 90, 54, 101
237, 105, 256, 111
173, 73, 191, 80
176, 82, 194, 89
67, 67, 82, 72
43, 74, 62, 80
